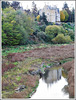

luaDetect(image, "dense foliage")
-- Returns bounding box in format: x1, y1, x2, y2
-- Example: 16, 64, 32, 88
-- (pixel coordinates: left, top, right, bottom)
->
2, 1, 74, 46
2, 1, 10, 9
63, 10, 69, 22
45, 25, 63, 40
60, 11, 65, 21
60, 2, 75, 22
32, 1, 38, 17
2, 7, 36, 45
52, 34, 72, 44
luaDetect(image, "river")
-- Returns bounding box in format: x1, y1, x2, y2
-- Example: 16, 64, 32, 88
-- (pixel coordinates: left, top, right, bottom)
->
31, 67, 69, 99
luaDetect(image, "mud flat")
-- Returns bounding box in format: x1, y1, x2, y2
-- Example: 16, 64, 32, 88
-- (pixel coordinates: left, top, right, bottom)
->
2, 44, 74, 98
62, 60, 74, 98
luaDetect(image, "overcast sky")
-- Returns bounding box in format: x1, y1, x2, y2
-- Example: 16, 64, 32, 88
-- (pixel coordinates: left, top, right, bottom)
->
18, 1, 75, 11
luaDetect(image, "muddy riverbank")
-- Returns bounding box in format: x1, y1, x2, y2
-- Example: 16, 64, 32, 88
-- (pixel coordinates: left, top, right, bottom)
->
2, 44, 74, 98
62, 60, 74, 98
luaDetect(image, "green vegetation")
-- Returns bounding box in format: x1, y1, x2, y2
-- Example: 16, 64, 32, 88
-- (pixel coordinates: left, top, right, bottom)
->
2, 1, 74, 98
60, 2, 75, 22
2, 43, 69, 56
45, 25, 61, 40
2, 7, 39, 45
2, 58, 42, 98
60, 58, 73, 64
63, 10, 69, 22
52, 34, 72, 44
2, 1, 74, 47
60, 11, 65, 21
13, 62, 18, 65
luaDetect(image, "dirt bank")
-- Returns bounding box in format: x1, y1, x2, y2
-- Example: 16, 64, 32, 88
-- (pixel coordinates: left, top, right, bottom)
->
2, 44, 74, 98
7, 44, 74, 62
62, 60, 74, 98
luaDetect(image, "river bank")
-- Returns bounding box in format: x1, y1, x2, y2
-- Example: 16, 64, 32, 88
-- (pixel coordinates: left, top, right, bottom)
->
62, 60, 74, 98
2, 44, 74, 98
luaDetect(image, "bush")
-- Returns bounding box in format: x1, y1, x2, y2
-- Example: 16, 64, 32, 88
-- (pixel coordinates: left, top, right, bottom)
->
45, 25, 62, 40
65, 35, 72, 43
68, 31, 74, 41
60, 26, 65, 33
37, 31, 47, 42
52, 34, 66, 44
52, 34, 72, 44
39, 24, 46, 32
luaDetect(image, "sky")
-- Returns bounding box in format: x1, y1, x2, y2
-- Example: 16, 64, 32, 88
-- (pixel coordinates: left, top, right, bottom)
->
17, 1, 75, 11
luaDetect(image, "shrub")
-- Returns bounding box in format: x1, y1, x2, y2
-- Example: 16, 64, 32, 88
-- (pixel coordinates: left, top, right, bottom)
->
45, 25, 62, 40
68, 31, 74, 41
39, 24, 46, 32
37, 31, 47, 42
60, 26, 65, 33
52, 34, 72, 44
52, 34, 66, 44
65, 35, 72, 43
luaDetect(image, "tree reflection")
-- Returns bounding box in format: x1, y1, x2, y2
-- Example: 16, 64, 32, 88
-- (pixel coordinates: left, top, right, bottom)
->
42, 68, 62, 86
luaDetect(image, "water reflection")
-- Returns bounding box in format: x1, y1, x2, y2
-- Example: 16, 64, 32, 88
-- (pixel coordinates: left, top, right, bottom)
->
42, 68, 62, 86
31, 67, 69, 99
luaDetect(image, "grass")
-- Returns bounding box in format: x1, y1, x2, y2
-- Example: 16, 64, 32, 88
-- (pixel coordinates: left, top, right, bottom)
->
2, 57, 43, 98
60, 58, 73, 64
2, 43, 69, 56
28, 80, 39, 98
2, 43, 74, 98
42, 58, 73, 69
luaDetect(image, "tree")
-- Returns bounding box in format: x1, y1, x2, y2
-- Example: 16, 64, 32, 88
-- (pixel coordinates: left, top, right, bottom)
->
40, 12, 48, 25
36, 15, 40, 21
11, 1, 21, 10
63, 10, 69, 22
2, 7, 35, 45
71, 8, 75, 22
62, 2, 69, 10
2, 1, 10, 9
60, 11, 65, 21
65, 9, 72, 22
32, 1, 38, 17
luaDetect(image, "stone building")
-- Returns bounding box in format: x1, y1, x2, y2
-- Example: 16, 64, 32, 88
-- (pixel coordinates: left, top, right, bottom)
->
39, 5, 60, 23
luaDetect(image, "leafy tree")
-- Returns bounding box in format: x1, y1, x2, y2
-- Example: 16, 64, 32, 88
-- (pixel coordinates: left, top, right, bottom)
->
2, 1, 10, 9
63, 10, 69, 22
62, 2, 75, 22
2, 7, 35, 45
32, 1, 38, 17
2, 7, 22, 45
65, 9, 72, 22
40, 12, 48, 25
11, 1, 21, 10
60, 11, 65, 21
62, 2, 69, 10
71, 8, 75, 22
36, 15, 40, 21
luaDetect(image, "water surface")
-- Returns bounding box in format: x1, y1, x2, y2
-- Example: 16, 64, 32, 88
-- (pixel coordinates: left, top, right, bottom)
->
31, 67, 69, 99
